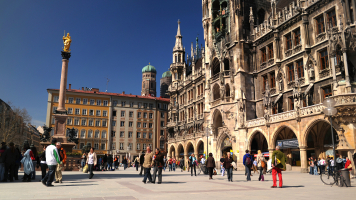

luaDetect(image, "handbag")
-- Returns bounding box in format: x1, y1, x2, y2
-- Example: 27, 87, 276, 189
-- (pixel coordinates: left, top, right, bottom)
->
213, 168, 217, 175
83, 164, 89, 173
261, 160, 266, 168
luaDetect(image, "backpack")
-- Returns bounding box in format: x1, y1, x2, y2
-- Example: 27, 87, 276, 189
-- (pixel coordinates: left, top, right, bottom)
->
246, 156, 252, 166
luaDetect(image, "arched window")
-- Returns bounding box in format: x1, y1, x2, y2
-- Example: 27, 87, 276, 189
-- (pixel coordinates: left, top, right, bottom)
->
257, 9, 265, 25
224, 58, 229, 71
175, 55, 178, 62
213, 84, 220, 100
95, 130, 100, 138
80, 129, 86, 138
102, 130, 106, 138
178, 54, 181, 62
211, 58, 220, 76
88, 129, 93, 138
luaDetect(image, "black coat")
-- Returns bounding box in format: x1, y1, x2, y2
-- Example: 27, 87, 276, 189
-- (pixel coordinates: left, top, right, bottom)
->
154, 153, 164, 167
108, 155, 113, 164
140, 154, 145, 164
206, 156, 215, 168
4, 148, 19, 165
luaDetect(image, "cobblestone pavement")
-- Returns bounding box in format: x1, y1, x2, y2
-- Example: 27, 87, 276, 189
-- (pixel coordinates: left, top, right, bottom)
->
1, 168, 355, 200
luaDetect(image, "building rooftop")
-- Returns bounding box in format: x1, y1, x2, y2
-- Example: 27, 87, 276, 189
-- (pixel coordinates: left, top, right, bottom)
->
47, 88, 170, 102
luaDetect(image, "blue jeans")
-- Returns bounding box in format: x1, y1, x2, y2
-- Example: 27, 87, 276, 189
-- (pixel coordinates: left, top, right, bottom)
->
169, 164, 172, 171
143, 168, 152, 183
310, 166, 314, 175
42, 165, 56, 186
173, 163, 176, 171
107, 163, 112, 170
81, 161, 85, 168
314, 166, 318, 175
124, 164, 127, 170
245, 165, 251, 181
0, 163, 5, 181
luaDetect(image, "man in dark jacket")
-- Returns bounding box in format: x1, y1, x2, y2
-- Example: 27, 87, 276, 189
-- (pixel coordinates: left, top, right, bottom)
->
103, 154, 108, 171
39, 146, 47, 179
152, 148, 164, 184
107, 154, 113, 171
0, 142, 7, 182
206, 153, 215, 180
139, 151, 145, 176
3, 142, 19, 182
243, 150, 253, 181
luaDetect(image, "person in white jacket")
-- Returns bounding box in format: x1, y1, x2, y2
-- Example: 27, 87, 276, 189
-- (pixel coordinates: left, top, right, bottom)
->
41, 139, 61, 187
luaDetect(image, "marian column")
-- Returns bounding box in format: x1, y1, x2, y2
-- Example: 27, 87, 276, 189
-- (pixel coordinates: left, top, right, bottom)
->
52, 33, 75, 152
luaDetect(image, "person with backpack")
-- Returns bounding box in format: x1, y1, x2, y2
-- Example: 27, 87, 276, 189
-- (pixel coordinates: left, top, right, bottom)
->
243, 150, 253, 181
271, 146, 286, 188
256, 150, 266, 181
189, 154, 197, 176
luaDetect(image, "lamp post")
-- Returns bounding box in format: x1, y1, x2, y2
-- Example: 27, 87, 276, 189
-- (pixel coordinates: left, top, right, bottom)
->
206, 121, 212, 159
323, 98, 338, 164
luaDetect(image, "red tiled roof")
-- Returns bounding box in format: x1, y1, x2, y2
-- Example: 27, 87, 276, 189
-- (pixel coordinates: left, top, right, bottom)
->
47, 88, 170, 102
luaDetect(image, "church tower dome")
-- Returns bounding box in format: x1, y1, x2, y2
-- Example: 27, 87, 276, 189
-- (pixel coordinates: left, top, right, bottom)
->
141, 63, 157, 97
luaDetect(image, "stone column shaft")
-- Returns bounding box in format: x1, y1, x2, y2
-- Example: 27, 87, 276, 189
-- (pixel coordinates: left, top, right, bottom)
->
57, 59, 69, 111
343, 51, 352, 92
300, 146, 308, 173
330, 57, 338, 93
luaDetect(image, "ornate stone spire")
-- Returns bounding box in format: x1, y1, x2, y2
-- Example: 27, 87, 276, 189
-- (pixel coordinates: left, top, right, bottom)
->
173, 20, 183, 52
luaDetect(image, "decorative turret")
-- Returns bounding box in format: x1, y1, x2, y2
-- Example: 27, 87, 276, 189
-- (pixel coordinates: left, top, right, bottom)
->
170, 20, 186, 83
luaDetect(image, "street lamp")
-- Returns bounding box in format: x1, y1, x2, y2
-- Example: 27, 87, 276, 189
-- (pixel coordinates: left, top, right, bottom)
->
323, 98, 338, 164
206, 121, 212, 159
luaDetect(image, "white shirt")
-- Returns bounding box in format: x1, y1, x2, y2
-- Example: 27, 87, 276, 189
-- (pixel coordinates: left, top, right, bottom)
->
88, 153, 94, 164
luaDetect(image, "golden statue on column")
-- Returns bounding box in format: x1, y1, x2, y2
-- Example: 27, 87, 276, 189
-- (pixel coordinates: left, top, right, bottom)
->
62, 33, 72, 52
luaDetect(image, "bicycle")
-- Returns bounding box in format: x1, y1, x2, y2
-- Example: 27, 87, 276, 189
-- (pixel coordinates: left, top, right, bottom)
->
320, 169, 348, 186
197, 163, 206, 175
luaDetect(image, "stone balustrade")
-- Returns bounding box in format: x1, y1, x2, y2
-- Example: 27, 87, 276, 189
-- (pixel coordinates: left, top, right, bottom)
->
211, 99, 221, 107
300, 103, 324, 116
246, 117, 266, 128
270, 110, 297, 123
332, 94, 356, 105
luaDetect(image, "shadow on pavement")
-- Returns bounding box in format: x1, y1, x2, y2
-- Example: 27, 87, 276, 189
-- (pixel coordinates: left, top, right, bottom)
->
281, 185, 305, 188
161, 182, 186, 184
56, 184, 98, 187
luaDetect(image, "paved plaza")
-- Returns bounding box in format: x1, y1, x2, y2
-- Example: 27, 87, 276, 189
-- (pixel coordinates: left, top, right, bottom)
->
1, 168, 355, 200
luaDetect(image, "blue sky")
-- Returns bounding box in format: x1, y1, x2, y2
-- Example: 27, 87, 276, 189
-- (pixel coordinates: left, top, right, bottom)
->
0, 0, 204, 127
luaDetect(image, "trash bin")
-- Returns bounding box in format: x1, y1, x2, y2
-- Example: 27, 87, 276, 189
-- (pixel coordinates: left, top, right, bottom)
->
340, 169, 351, 187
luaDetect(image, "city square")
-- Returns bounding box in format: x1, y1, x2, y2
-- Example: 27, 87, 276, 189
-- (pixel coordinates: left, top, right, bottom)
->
1, 168, 355, 200
1, 0, 356, 199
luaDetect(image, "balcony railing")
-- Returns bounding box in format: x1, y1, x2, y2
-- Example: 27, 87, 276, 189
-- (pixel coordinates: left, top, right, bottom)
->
332, 94, 356, 105
212, 73, 219, 82
269, 110, 297, 123
224, 70, 230, 76
246, 117, 266, 128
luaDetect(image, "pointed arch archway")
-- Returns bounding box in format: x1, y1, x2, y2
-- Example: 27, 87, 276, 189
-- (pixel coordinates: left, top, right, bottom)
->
185, 141, 195, 156
177, 143, 184, 159
212, 109, 223, 137
248, 130, 268, 154
272, 125, 299, 167
168, 144, 176, 159
196, 140, 205, 158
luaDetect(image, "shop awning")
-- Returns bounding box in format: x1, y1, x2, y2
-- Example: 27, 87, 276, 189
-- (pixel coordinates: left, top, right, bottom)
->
304, 83, 314, 95
274, 93, 283, 104
254, 152, 269, 157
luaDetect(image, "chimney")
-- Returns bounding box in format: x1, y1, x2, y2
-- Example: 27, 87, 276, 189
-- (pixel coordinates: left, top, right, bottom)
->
82, 87, 84, 90
122, 91, 125, 94
69, 84, 71, 90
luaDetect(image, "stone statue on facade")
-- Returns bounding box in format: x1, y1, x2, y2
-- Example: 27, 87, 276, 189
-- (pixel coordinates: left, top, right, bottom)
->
278, 74, 284, 92
220, 84, 225, 100
220, 71, 224, 85
168, 104, 172, 121
231, 86, 235, 101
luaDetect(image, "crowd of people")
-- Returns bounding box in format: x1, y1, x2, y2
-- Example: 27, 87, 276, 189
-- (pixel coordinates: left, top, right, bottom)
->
1, 139, 355, 187
308, 154, 354, 178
